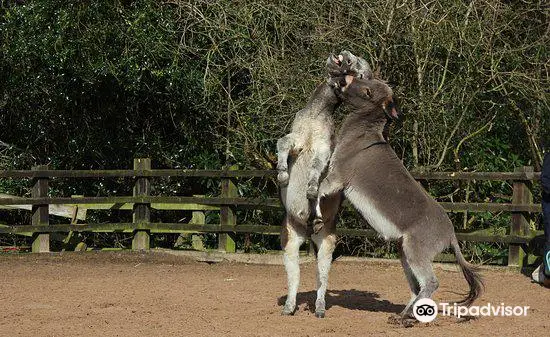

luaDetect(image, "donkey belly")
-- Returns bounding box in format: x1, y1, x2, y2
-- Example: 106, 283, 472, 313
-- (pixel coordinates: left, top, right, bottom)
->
344, 188, 403, 241
280, 153, 312, 224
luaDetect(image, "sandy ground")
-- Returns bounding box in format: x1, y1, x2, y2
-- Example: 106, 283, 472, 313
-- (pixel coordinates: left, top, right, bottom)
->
1, 251, 549, 337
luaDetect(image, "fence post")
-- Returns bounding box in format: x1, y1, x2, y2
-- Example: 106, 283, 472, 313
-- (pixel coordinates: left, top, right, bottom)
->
31, 165, 50, 253
218, 165, 237, 252
508, 166, 533, 267
132, 158, 151, 250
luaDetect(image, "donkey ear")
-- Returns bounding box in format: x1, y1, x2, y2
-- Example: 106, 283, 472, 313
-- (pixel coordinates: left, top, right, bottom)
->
327, 54, 341, 66
340, 75, 355, 92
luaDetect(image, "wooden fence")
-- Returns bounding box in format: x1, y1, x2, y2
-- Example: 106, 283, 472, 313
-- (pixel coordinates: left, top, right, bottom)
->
0, 159, 544, 268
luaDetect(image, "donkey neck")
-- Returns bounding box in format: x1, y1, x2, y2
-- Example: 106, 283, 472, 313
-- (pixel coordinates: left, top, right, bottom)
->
338, 107, 386, 144
302, 83, 339, 117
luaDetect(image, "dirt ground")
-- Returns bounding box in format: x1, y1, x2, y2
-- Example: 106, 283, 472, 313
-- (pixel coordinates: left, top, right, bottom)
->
1, 251, 549, 337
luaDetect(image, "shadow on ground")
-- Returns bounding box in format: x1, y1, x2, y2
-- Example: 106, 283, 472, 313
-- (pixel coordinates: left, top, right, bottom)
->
278, 289, 405, 314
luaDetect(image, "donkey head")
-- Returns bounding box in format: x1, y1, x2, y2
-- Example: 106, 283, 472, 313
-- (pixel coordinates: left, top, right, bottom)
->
339, 75, 399, 119
326, 50, 373, 84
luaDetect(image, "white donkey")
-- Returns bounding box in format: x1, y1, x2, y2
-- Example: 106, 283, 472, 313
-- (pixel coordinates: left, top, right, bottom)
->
277, 51, 371, 318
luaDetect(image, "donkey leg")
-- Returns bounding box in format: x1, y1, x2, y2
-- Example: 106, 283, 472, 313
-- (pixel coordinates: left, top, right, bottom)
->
312, 174, 343, 233
400, 242, 421, 312
399, 236, 439, 320
311, 230, 336, 318
310, 195, 339, 318
389, 260, 438, 327
402, 262, 439, 326
388, 244, 422, 325
306, 143, 331, 200
281, 216, 306, 315
276, 134, 297, 186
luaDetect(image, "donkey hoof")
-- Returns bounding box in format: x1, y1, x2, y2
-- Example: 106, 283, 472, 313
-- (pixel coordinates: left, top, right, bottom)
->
401, 318, 417, 328
387, 314, 402, 325
315, 310, 325, 318
277, 171, 289, 186
387, 314, 415, 328
312, 218, 324, 234
281, 305, 296, 316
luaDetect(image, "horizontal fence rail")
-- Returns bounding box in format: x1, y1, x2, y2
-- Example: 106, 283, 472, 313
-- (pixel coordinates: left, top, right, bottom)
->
0, 169, 542, 180
0, 223, 539, 245
0, 160, 544, 268
0, 169, 276, 179
0, 197, 543, 212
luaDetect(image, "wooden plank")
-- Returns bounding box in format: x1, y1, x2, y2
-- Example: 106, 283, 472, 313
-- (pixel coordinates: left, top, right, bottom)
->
3, 198, 542, 213
412, 171, 540, 181
0, 196, 542, 213
337, 200, 543, 213
31, 203, 218, 211
0, 196, 282, 208
31, 165, 49, 253
0, 223, 32, 236
0, 169, 278, 179
431, 252, 509, 265
438, 202, 541, 213
325, 227, 533, 244
132, 159, 150, 251
151, 203, 218, 211
0, 223, 279, 234
0, 223, 533, 244
343, 201, 540, 213
0, 193, 87, 220
456, 232, 530, 244
0, 169, 542, 181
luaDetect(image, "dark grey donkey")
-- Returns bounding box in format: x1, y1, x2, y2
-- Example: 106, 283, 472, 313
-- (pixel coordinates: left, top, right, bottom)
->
277, 51, 371, 318
313, 75, 484, 326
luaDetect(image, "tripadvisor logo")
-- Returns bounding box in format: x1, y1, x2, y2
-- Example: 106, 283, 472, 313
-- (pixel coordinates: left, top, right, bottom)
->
413, 299, 530, 322
413, 298, 438, 322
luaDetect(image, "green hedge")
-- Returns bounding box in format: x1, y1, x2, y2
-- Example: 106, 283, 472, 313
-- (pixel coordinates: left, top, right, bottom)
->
2, 0, 548, 173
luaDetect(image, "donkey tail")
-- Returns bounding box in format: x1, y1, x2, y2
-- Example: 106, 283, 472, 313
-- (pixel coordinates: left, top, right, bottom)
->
450, 235, 484, 307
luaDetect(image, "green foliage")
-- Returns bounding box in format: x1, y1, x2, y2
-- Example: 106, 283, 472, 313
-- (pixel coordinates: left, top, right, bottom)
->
170, 0, 549, 171
1, 0, 218, 172
2, 0, 548, 172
